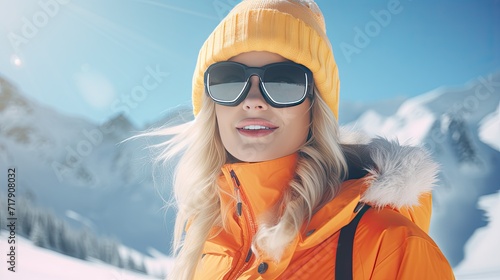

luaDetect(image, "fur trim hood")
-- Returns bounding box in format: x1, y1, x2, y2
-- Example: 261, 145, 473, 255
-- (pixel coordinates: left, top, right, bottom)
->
340, 128, 439, 209
198, 130, 450, 280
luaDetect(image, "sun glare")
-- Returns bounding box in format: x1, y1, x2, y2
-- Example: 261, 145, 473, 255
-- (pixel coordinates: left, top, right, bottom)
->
10, 55, 23, 67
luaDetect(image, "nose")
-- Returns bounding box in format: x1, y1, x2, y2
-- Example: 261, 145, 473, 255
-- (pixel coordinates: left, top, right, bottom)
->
241, 76, 269, 111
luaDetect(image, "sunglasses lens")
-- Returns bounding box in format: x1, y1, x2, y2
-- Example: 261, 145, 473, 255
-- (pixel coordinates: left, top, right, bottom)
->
263, 64, 308, 105
205, 62, 312, 107
207, 64, 246, 104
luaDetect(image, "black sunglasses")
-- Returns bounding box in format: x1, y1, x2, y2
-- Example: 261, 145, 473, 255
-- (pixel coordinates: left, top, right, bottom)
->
204, 61, 314, 108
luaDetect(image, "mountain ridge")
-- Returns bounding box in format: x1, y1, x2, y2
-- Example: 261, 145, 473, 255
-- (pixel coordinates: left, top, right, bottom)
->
1, 72, 499, 269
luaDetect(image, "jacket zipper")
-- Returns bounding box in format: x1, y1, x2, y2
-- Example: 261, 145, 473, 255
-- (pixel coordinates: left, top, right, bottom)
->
230, 170, 243, 217
227, 169, 257, 279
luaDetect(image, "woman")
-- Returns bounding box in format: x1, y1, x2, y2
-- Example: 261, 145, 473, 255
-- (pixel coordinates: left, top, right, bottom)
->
151, 0, 455, 279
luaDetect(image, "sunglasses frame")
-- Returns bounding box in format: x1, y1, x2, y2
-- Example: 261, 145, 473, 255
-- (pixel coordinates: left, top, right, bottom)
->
204, 61, 314, 108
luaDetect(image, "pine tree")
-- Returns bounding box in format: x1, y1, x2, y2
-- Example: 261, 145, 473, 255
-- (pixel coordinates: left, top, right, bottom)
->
1, 195, 149, 273
108, 240, 122, 267
57, 223, 69, 254
45, 212, 60, 250
126, 255, 137, 271
30, 219, 49, 248
17, 200, 35, 237
0, 197, 5, 230
80, 229, 98, 259
136, 257, 147, 274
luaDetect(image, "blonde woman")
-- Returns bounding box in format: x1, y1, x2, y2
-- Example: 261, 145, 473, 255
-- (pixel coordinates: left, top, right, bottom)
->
150, 0, 454, 279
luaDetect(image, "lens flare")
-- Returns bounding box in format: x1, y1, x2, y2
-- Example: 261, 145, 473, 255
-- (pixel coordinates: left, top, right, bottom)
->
10, 55, 23, 67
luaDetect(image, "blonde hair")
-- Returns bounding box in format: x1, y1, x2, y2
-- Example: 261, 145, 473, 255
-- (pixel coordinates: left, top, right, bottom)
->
149, 92, 347, 280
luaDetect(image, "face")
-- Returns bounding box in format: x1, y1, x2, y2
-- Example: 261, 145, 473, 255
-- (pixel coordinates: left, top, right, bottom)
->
214, 51, 312, 162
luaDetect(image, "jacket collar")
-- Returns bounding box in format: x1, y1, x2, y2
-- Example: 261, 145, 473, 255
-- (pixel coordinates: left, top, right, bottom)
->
219, 153, 298, 220
216, 151, 371, 251
215, 130, 439, 246
217, 130, 439, 213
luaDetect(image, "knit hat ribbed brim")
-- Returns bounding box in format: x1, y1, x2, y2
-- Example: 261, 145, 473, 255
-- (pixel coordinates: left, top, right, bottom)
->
192, 0, 339, 118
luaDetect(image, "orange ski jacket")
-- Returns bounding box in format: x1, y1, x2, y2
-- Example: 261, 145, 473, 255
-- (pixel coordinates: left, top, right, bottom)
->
194, 138, 455, 279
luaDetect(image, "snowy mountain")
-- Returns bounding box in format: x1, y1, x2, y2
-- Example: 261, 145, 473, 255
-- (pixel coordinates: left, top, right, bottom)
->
0, 76, 192, 257
453, 191, 500, 279
340, 71, 500, 274
1, 71, 499, 278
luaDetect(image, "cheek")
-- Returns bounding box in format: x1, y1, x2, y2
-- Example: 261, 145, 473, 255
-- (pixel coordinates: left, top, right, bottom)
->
288, 104, 311, 140
297, 113, 311, 143
215, 105, 235, 144
215, 105, 229, 128
274, 105, 311, 155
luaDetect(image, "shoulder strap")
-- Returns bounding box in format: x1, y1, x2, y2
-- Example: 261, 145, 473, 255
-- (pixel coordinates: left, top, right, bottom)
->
335, 203, 371, 280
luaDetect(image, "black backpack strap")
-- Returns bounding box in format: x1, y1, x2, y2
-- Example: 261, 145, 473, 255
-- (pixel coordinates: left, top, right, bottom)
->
335, 203, 371, 280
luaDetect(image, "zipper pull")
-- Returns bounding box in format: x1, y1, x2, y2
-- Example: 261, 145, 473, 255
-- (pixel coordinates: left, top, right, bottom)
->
230, 170, 243, 216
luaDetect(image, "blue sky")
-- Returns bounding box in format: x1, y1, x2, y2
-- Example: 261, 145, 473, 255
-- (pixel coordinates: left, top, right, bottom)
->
0, 0, 498, 126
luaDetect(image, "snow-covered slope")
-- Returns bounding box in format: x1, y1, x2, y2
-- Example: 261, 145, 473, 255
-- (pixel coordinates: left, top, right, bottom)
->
478, 101, 500, 151
453, 191, 500, 279
0, 230, 172, 280
1, 71, 499, 278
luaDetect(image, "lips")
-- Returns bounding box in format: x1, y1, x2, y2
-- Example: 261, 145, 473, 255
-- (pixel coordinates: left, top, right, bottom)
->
236, 119, 278, 137
241, 125, 272, 130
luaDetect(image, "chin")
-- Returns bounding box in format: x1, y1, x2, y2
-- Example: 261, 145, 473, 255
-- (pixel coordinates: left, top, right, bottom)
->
233, 152, 286, 163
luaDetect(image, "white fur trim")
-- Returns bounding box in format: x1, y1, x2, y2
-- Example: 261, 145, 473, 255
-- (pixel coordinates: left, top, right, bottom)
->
360, 137, 439, 209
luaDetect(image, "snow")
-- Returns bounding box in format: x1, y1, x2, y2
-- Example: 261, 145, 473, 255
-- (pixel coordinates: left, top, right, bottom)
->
0, 76, 176, 256
1, 71, 500, 279
349, 110, 385, 136
478, 102, 500, 152
391, 98, 437, 145
344, 72, 500, 278
0, 231, 173, 280
65, 210, 96, 229
344, 93, 437, 145
453, 191, 500, 279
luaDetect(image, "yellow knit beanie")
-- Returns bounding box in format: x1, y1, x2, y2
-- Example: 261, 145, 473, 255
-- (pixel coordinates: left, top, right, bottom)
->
192, 0, 339, 118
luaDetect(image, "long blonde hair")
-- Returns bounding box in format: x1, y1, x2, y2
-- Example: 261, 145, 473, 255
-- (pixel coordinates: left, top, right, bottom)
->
149, 91, 347, 279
